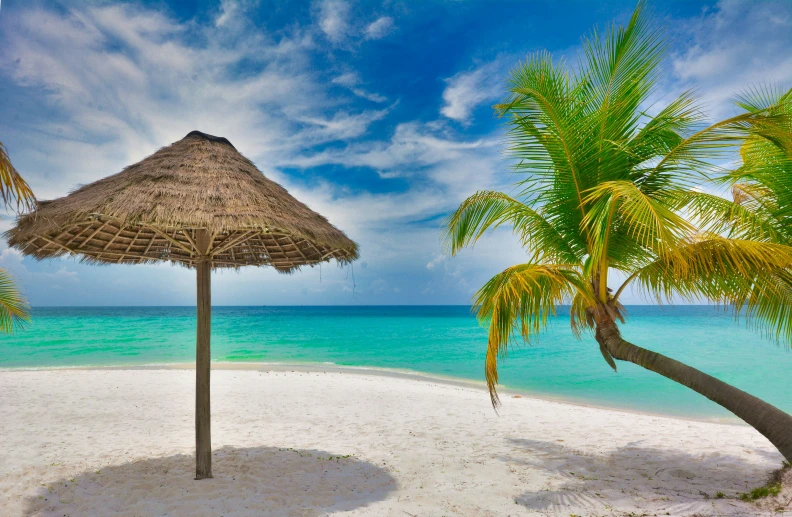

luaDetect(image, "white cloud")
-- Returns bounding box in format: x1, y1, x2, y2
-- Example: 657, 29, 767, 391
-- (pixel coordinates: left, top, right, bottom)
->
318, 0, 350, 43
426, 255, 446, 270
281, 121, 501, 185
440, 62, 504, 124
332, 72, 388, 103
287, 106, 393, 143
671, 0, 792, 119
316, 2, 395, 45
215, 0, 257, 28
364, 16, 394, 40
0, 3, 389, 199
332, 72, 359, 88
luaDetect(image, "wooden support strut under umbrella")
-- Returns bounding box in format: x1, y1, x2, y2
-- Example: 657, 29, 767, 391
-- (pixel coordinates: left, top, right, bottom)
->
6, 131, 359, 480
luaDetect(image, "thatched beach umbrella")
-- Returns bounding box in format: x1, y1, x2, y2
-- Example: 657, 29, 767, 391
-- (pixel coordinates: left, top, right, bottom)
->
6, 131, 358, 479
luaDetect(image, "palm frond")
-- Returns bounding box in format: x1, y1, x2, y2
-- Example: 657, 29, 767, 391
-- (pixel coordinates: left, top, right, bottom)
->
721, 87, 792, 246
496, 51, 594, 242
743, 268, 792, 344
675, 189, 780, 242
734, 84, 792, 115
474, 263, 594, 406
0, 142, 35, 212
580, 0, 666, 182
731, 182, 772, 208
442, 190, 582, 262
623, 91, 707, 189
635, 235, 792, 342
645, 111, 771, 184
582, 180, 694, 265
0, 267, 29, 333
569, 290, 596, 337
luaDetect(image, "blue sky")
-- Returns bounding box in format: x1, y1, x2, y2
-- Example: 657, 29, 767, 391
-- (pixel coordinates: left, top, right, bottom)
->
1, 0, 791, 306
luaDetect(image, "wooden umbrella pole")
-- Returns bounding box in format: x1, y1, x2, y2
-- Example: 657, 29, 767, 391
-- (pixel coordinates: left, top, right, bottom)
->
195, 230, 212, 479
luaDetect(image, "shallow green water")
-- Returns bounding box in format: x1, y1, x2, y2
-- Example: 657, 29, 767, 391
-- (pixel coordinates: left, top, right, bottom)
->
1, 305, 789, 419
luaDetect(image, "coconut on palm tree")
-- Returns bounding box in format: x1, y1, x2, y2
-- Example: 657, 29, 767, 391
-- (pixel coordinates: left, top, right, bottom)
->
0, 141, 33, 333
444, 2, 792, 461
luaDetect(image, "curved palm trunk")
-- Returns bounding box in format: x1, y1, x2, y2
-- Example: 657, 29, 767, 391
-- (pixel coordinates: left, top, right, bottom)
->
594, 311, 792, 462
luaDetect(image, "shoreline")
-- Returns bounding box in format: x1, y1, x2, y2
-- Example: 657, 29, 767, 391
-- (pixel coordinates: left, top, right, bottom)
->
0, 361, 745, 426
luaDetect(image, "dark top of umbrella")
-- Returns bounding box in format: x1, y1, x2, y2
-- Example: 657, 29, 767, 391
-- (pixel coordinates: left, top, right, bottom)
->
6, 131, 358, 272
184, 131, 236, 149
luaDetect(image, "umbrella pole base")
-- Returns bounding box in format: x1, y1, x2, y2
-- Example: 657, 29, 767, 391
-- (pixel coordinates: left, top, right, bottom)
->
195, 238, 212, 480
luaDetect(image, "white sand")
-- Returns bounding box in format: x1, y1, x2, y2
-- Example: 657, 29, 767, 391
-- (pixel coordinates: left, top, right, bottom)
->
0, 367, 784, 516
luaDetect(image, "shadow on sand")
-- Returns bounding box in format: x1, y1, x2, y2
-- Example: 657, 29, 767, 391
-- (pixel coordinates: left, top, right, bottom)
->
24, 445, 396, 516
505, 438, 779, 516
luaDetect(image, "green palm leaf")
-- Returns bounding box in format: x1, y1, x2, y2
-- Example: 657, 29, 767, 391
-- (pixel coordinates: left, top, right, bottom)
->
443, 190, 582, 262
583, 180, 694, 264
635, 236, 792, 341
674, 189, 780, 242
474, 263, 595, 405
0, 267, 29, 333
0, 140, 34, 334
0, 142, 35, 212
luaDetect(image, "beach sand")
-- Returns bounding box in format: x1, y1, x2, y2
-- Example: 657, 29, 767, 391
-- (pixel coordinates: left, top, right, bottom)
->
0, 366, 785, 516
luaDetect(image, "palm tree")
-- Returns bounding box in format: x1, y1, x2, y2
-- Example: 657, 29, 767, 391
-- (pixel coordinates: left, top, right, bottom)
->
443, 2, 792, 462
0, 140, 35, 332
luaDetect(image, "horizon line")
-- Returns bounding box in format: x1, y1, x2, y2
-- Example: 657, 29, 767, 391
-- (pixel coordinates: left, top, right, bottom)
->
28, 303, 722, 308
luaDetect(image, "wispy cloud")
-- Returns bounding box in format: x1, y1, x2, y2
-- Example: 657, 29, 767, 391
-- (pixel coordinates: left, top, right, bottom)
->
316, 1, 395, 45
332, 72, 388, 103
280, 121, 502, 190
440, 61, 504, 124
317, 0, 350, 43
215, 0, 259, 28
364, 16, 394, 40
670, 0, 792, 119
0, 3, 387, 198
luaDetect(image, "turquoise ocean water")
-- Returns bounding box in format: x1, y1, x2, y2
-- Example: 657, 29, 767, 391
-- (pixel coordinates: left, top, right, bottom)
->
1, 305, 789, 420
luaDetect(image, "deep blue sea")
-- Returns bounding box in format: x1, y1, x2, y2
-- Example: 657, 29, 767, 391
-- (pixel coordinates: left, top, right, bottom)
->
1, 305, 789, 420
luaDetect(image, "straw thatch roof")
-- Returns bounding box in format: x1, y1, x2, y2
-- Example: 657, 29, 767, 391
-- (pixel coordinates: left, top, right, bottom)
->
6, 131, 358, 272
